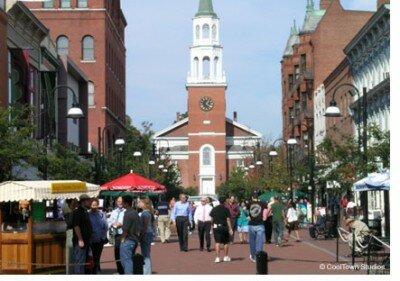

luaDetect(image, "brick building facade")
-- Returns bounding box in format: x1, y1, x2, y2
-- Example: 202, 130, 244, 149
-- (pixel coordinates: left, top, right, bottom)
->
281, 0, 373, 156
323, 58, 355, 142
25, 0, 127, 154
154, 0, 262, 194
0, 1, 7, 105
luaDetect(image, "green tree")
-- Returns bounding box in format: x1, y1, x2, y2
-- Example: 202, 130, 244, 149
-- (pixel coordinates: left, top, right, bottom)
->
218, 168, 250, 200
0, 106, 40, 181
316, 126, 390, 194
44, 143, 94, 181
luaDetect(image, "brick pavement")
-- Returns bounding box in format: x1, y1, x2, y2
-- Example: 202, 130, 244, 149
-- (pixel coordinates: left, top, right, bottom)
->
99, 226, 370, 275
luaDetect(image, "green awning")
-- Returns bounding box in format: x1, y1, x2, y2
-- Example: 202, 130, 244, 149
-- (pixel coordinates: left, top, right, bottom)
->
259, 191, 286, 202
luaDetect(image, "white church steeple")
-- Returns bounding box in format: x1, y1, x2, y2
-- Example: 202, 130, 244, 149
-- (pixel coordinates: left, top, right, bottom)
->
187, 0, 226, 85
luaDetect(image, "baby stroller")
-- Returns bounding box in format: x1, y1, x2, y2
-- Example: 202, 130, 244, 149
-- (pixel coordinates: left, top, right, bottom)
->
309, 215, 328, 239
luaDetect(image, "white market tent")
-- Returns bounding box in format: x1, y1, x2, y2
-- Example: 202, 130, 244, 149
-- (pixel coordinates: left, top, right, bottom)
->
0, 180, 100, 202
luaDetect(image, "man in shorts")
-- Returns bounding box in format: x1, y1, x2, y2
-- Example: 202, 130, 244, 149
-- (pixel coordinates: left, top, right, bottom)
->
209, 197, 234, 263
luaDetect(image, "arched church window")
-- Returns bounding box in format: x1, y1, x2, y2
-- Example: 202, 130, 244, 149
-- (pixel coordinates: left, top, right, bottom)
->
203, 24, 210, 39
203, 57, 210, 79
196, 25, 200, 40
202, 147, 211, 166
213, 57, 219, 78
194, 57, 199, 77
212, 25, 217, 40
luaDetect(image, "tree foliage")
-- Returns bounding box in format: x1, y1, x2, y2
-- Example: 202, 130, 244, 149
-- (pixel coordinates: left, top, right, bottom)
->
0, 107, 40, 181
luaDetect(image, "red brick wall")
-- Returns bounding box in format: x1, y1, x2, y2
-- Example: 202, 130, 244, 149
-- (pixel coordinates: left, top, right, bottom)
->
26, 2, 126, 150
324, 59, 355, 143
0, 9, 7, 107
187, 86, 227, 193
161, 123, 188, 137
312, 1, 373, 87
320, 0, 332, 10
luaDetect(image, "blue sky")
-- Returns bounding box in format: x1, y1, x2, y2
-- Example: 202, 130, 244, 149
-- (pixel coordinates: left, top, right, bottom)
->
121, 0, 377, 140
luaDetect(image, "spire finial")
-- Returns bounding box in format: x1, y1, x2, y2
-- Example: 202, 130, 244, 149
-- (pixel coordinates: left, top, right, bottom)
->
290, 19, 298, 35
196, 0, 217, 18
306, 0, 314, 12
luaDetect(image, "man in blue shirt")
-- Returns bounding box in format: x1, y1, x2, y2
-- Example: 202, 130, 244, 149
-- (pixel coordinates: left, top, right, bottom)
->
107, 196, 126, 274
170, 194, 193, 252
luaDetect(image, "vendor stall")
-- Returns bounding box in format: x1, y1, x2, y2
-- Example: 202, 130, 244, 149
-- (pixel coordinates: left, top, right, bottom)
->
100, 172, 167, 209
0, 180, 99, 274
353, 170, 390, 237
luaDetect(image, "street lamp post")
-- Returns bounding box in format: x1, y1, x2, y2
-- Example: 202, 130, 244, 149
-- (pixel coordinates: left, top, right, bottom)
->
269, 137, 297, 200
43, 85, 84, 179
326, 84, 368, 224
301, 117, 316, 219
97, 124, 125, 177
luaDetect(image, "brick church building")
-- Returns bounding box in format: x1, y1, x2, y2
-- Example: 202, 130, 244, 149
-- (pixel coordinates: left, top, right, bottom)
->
154, 0, 262, 195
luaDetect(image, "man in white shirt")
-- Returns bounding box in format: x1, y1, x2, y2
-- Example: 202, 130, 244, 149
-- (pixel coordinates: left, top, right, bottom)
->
107, 196, 126, 274
194, 196, 213, 252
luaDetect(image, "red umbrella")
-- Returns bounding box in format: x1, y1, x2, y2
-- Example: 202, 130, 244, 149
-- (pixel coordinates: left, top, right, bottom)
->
100, 172, 166, 193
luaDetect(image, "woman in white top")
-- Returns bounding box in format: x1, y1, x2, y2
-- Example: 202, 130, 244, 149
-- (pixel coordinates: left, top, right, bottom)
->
285, 202, 301, 242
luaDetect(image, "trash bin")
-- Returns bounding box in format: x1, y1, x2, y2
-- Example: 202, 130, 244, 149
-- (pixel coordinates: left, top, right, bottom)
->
256, 251, 268, 274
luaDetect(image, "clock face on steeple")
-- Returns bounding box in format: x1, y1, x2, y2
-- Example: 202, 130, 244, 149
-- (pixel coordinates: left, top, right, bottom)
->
199, 96, 214, 111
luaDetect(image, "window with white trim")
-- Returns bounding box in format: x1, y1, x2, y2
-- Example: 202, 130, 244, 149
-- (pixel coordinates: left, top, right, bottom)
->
82, 36, 94, 61
78, 0, 87, 8
202, 24, 210, 39
88, 81, 95, 106
60, 0, 70, 8
202, 147, 211, 166
56, 36, 69, 56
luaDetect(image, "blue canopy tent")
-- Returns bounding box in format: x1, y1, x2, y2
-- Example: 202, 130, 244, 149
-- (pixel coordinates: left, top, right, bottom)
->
352, 170, 390, 237
353, 170, 390, 192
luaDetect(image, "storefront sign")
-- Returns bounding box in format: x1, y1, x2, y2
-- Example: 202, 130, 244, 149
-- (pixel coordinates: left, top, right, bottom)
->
51, 182, 87, 193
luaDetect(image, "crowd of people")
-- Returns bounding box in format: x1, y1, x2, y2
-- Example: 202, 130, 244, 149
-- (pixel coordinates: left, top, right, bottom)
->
62, 192, 317, 275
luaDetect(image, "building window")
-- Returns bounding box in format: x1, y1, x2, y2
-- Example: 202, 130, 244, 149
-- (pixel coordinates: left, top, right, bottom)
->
213, 57, 219, 78
301, 92, 307, 111
56, 36, 69, 56
43, 0, 53, 8
193, 57, 199, 77
212, 25, 217, 40
82, 36, 94, 61
289, 74, 294, 91
88, 81, 94, 106
202, 57, 210, 79
294, 65, 300, 80
202, 147, 211, 166
196, 25, 200, 40
77, 0, 87, 8
60, 0, 70, 8
300, 54, 306, 72
202, 24, 210, 39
